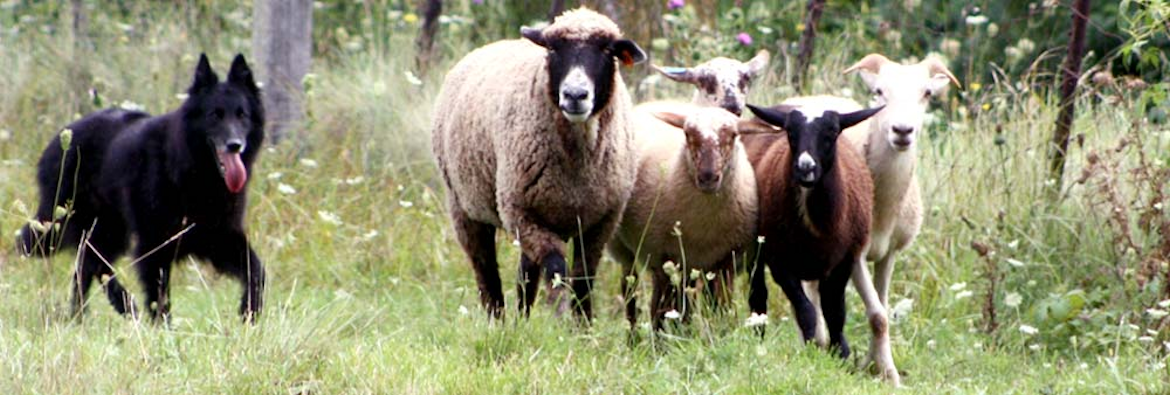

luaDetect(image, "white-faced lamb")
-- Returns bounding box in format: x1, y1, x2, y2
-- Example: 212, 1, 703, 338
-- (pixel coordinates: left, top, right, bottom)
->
742, 103, 900, 385
431, 7, 646, 320
653, 50, 770, 116
608, 103, 764, 329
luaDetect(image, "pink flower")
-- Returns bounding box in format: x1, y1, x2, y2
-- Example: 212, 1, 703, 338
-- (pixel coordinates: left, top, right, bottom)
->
736, 32, 753, 46
668, 0, 685, 10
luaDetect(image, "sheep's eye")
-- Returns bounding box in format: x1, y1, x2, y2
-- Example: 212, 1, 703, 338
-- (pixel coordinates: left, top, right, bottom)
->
211, 109, 225, 120
874, 88, 884, 96
237, 108, 247, 118
923, 89, 932, 99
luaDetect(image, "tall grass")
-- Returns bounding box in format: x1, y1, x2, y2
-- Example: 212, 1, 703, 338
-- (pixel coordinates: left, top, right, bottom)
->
0, 3, 1167, 394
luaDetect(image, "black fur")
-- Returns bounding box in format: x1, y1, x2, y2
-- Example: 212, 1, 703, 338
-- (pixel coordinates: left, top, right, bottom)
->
521, 27, 645, 118
16, 54, 266, 322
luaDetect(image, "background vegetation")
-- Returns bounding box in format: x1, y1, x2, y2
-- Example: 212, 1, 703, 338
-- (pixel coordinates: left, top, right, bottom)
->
0, 0, 1168, 393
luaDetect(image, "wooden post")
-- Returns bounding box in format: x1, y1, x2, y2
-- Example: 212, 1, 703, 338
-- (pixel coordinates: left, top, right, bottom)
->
1048, 0, 1091, 190
415, 0, 442, 75
69, 0, 91, 114
252, 0, 313, 143
793, 0, 826, 93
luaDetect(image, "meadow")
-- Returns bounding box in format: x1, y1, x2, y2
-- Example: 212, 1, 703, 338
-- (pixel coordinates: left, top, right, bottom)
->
0, 1, 1168, 393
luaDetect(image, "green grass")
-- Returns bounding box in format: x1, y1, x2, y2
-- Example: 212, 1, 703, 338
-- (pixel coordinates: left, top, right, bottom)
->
1, 5, 1169, 394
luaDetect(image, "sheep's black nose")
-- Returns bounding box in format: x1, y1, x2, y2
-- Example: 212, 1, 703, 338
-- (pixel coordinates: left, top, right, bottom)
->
562, 87, 588, 101
892, 126, 914, 136
226, 140, 244, 153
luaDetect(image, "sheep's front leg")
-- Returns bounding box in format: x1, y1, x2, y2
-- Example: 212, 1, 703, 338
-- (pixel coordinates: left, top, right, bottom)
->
874, 252, 897, 307
747, 258, 769, 336
568, 212, 619, 323
802, 280, 830, 347
502, 206, 568, 317
851, 255, 901, 386
773, 270, 818, 342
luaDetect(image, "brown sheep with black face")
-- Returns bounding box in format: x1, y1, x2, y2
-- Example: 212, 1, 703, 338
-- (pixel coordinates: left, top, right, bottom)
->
743, 103, 900, 386
431, 8, 646, 320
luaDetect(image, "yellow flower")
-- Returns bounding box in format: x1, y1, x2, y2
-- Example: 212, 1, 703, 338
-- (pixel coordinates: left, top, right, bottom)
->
970, 82, 983, 91
981, 103, 991, 111
403, 13, 418, 23
796, 23, 806, 32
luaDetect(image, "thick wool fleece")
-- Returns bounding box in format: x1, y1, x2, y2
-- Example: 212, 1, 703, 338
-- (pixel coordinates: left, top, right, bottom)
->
432, 34, 636, 263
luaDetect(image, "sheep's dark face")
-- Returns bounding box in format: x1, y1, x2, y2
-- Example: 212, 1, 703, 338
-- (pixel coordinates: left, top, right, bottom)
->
655, 108, 743, 193
654, 51, 769, 116
748, 104, 883, 188
522, 26, 646, 124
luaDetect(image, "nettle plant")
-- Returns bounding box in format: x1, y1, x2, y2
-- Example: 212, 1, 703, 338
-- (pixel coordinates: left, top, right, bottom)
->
657, 2, 799, 68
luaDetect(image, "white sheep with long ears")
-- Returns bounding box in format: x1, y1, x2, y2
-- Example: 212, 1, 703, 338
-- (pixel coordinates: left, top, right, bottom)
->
653, 50, 770, 116
842, 53, 959, 307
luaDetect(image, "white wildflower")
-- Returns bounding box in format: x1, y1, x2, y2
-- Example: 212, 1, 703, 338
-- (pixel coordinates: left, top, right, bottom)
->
664, 310, 681, 320
1019, 324, 1039, 335
745, 312, 769, 327
965, 14, 988, 26
0, 129, 10, 141
705, 272, 717, 281
1157, 299, 1170, 308
891, 298, 914, 321
398, 200, 413, 208
1004, 292, 1023, 308
950, 282, 967, 292
361, 230, 379, 241
757, 235, 765, 244
1005, 258, 1025, 268
299, 158, 319, 168
267, 172, 283, 180
344, 176, 365, 185
405, 70, 423, 86
119, 100, 144, 111
1146, 308, 1169, 319
317, 210, 343, 225
458, 305, 469, 315
1138, 336, 1155, 343
955, 290, 974, 300
277, 183, 297, 195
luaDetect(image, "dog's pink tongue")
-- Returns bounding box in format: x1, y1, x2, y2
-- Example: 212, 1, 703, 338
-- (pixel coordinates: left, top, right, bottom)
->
219, 151, 247, 193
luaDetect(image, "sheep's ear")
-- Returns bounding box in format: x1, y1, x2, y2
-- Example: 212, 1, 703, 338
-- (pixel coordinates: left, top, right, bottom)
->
747, 104, 788, 128
652, 110, 687, 129
609, 39, 647, 67
920, 56, 961, 94
844, 53, 891, 90
737, 118, 782, 135
652, 64, 696, 83
520, 26, 547, 48
190, 53, 219, 92
839, 106, 885, 130
744, 50, 770, 78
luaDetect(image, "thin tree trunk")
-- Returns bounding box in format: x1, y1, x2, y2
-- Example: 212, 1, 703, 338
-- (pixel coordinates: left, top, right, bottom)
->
252, 0, 313, 143
793, 0, 826, 93
1048, 0, 1091, 190
69, 0, 90, 114
548, 0, 565, 22
415, 0, 442, 75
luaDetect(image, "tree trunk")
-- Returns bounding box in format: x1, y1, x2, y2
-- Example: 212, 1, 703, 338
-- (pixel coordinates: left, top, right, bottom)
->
1048, 0, 1090, 190
793, 0, 826, 93
252, 0, 313, 143
69, 0, 91, 114
415, 0, 442, 76
548, 0, 565, 22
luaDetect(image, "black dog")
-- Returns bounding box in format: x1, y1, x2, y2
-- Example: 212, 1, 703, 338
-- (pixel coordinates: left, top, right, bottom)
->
17, 54, 266, 322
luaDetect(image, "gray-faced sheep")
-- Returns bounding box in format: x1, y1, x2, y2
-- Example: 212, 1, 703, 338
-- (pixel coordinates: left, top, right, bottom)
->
609, 103, 762, 329
743, 103, 900, 385
653, 50, 770, 116
431, 8, 646, 320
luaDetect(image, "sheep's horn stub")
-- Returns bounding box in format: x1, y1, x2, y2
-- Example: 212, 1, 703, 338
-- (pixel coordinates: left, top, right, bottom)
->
842, 53, 892, 75
921, 57, 962, 89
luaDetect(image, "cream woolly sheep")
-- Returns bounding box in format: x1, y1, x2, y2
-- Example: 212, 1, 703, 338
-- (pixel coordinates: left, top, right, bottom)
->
653, 50, 770, 116
608, 103, 762, 329
431, 8, 646, 320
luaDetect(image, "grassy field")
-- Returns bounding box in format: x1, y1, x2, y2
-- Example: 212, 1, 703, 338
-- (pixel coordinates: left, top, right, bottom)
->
1, 4, 1169, 394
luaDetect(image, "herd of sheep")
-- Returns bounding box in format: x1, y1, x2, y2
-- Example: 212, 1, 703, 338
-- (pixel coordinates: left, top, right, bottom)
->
432, 8, 960, 386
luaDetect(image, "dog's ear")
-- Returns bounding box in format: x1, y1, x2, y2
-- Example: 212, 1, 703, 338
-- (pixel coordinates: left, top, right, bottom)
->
190, 53, 219, 93
227, 53, 259, 93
